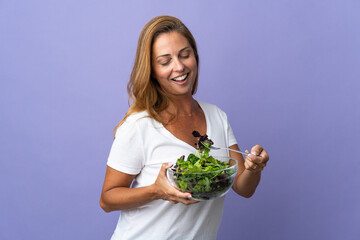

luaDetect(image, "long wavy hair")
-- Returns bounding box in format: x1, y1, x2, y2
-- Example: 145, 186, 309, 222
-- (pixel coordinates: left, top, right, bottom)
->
114, 15, 199, 133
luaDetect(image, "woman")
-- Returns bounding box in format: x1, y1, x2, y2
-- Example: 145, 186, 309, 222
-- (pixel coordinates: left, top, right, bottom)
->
100, 15, 269, 240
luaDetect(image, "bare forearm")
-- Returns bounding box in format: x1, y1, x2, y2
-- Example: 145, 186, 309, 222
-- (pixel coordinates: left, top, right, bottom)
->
100, 164, 197, 213
232, 170, 261, 198
100, 185, 158, 212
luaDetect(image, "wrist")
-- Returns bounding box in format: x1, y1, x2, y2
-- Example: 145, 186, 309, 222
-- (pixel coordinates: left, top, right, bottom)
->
148, 184, 160, 200
245, 169, 261, 175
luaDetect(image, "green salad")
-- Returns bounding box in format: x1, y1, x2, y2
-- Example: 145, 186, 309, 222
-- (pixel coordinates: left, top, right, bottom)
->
170, 131, 237, 200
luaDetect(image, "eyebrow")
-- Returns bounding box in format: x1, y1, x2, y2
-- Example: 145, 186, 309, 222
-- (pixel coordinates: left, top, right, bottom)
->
155, 46, 191, 59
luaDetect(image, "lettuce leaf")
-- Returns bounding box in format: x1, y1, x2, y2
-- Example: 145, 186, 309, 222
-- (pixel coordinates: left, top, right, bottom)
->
171, 131, 235, 199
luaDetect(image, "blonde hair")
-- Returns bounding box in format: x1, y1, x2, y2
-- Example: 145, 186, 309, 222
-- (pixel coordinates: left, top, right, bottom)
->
114, 15, 199, 134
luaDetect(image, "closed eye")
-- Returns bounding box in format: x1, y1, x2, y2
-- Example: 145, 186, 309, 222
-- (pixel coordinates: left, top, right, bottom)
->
180, 54, 190, 59
179, 48, 191, 59
157, 57, 171, 66
160, 61, 170, 66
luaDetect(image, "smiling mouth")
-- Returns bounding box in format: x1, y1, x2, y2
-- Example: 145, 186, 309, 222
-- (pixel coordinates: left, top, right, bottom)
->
171, 73, 189, 82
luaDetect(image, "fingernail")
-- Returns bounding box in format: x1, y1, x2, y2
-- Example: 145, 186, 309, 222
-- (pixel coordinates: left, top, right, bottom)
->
251, 151, 258, 156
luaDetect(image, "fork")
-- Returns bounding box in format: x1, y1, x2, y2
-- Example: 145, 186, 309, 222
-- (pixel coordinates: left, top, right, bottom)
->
200, 142, 250, 156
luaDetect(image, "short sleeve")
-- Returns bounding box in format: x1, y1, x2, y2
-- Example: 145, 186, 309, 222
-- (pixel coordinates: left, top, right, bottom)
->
218, 106, 237, 147
107, 119, 144, 175
227, 120, 237, 147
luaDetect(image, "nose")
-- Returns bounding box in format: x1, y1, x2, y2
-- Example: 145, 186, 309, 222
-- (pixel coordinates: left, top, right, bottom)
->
173, 58, 185, 72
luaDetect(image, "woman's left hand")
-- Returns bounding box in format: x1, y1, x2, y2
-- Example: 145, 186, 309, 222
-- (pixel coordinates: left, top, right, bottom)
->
244, 145, 269, 173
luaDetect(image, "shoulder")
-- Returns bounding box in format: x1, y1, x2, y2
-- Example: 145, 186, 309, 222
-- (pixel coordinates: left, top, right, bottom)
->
114, 110, 151, 137
125, 110, 150, 123
197, 100, 227, 117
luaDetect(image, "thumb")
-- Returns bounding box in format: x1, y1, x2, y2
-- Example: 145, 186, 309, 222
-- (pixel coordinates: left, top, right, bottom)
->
160, 162, 173, 173
163, 162, 173, 168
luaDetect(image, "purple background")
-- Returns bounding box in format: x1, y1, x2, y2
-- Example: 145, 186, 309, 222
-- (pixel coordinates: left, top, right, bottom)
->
1, 1, 359, 239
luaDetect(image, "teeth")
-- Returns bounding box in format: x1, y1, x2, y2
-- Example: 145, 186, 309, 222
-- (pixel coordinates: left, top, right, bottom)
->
172, 74, 188, 81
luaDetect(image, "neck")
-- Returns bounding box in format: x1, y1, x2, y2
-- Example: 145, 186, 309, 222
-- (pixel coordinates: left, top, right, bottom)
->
166, 95, 199, 116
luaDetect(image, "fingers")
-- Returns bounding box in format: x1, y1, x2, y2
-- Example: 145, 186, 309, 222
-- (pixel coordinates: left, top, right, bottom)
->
249, 145, 269, 164
244, 150, 260, 172
168, 184, 192, 199
165, 168, 192, 199
260, 148, 269, 162
244, 147, 268, 172
166, 184, 199, 205
168, 197, 199, 205
160, 162, 173, 173
164, 186, 199, 205
250, 145, 263, 156
157, 163, 197, 204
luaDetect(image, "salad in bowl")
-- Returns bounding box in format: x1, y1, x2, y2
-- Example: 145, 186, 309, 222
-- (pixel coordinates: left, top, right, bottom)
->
167, 131, 238, 201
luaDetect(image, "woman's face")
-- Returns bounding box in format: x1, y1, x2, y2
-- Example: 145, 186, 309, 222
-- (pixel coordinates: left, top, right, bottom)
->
152, 31, 198, 97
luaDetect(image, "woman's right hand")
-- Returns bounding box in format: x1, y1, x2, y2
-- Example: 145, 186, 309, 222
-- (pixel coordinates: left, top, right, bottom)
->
152, 163, 199, 205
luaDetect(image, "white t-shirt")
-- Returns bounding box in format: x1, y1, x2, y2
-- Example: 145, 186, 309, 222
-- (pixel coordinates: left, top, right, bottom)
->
107, 101, 237, 240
